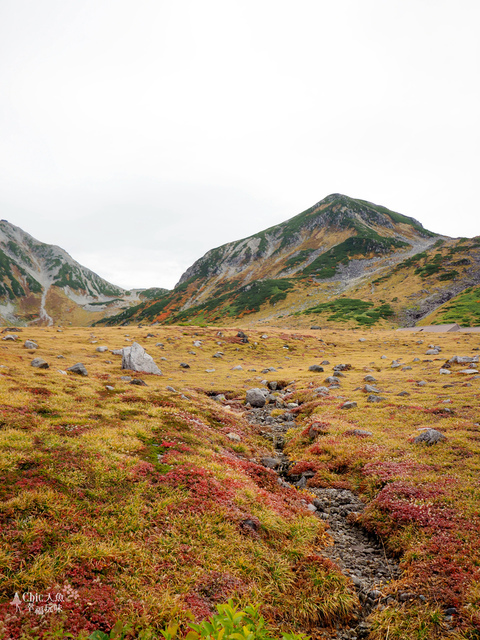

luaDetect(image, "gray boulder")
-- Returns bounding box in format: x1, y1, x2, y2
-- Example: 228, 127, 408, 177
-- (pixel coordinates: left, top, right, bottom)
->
364, 384, 380, 393
364, 375, 377, 382
314, 386, 330, 395
96, 346, 109, 353
246, 388, 268, 408
24, 340, 38, 349
367, 395, 385, 403
308, 365, 324, 372
413, 429, 446, 445
67, 363, 88, 376
31, 358, 49, 369
122, 342, 162, 375
341, 401, 357, 409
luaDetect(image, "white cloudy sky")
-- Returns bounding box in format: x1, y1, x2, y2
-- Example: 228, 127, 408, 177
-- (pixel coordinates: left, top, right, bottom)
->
0, 0, 479, 290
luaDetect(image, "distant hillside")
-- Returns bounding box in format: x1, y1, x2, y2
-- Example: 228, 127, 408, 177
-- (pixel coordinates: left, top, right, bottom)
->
0, 220, 138, 325
99, 193, 452, 327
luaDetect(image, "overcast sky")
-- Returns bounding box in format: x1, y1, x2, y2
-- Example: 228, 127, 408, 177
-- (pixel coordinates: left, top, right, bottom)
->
1, 0, 479, 290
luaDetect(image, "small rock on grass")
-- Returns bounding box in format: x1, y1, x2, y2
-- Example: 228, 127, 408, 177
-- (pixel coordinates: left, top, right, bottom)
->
341, 401, 357, 409
130, 379, 147, 386
96, 346, 108, 353
413, 428, 446, 445
227, 433, 241, 442
308, 365, 324, 372
31, 358, 49, 369
367, 395, 385, 402
364, 375, 377, 382
24, 340, 38, 349
67, 363, 88, 376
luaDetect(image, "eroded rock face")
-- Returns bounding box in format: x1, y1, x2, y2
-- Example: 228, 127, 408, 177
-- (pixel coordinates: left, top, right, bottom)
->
121, 342, 162, 375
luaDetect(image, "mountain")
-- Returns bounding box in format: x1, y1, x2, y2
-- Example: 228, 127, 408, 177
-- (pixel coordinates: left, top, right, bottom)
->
101, 193, 480, 328
0, 220, 140, 326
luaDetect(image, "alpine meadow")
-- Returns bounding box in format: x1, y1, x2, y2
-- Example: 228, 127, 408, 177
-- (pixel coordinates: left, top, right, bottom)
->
1, 194, 480, 640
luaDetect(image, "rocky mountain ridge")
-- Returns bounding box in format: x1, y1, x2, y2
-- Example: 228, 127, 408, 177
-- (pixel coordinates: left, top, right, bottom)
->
0, 220, 134, 325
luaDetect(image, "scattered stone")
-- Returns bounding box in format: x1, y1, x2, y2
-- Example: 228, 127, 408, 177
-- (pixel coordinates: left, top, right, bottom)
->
130, 379, 147, 386
402, 366, 412, 371
213, 352, 224, 358
325, 376, 340, 384
349, 429, 373, 437
111, 349, 123, 355
334, 364, 352, 371
359, 338, 366, 342
460, 369, 479, 375
314, 386, 330, 395
417, 380, 427, 386
439, 368, 451, 375
31, 358, 49, 369
391, 362, 401, 368
261, 367, 277, 373
3, 334, 18, 341
367, 395, 385, 403
105, 385, 115, 391
310, 325, 321, 330
364, 385, 380, 393
96, 346, 108, 353
205, 369, 215, 373
414, 428, 447, 445
122, 342, 162, 375
246, 388, 268, 408
120, 376, 132, 382
24, 340, 38, 349
179, 363, 190, 369
67, 363, 88, 376
57, 355, 65, 359
165, 386, 176, 392
231, 365, 243, 371
308, 365, 324, 372
397, 391, 410, 396
214, 394, 226, 402
321, 360, 330, 365
261, 456, 282, 470
193, 340, 202, 347
341, 401, 357, 409
267, 381, 277, 391
364, 375, 377, 382
413, 357, 420, 362
237, 331, 249, 343
426, 349, 440, 355
449, 355, 478, 364
380, 355, 387, 359
227, 432, 241, 442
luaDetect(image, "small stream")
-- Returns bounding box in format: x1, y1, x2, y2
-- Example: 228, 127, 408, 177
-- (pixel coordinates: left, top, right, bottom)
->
246, 403, 401, 640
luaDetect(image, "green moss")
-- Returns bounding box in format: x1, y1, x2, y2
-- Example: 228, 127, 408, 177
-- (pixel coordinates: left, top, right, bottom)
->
434, 286, 480, 327
303, 236, 407, 279
304, 297, 394, 326
283, 249, 315, 270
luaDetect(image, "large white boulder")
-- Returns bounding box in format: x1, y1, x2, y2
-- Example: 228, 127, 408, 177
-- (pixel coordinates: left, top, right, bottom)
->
122, 342, 162, 375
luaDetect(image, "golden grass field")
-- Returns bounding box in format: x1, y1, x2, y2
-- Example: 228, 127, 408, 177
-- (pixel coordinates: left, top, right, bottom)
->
0, 324, 479, 639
